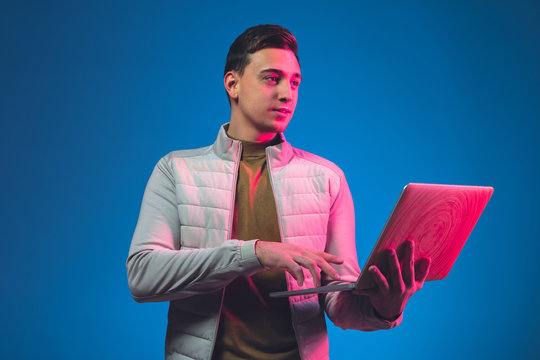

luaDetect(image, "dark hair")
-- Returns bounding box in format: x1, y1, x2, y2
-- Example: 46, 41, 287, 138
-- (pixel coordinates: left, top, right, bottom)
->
224, 24, 299, 77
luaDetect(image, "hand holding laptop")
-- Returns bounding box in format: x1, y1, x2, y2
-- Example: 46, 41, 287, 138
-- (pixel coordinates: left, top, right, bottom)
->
353, 239, 431, 320
269, 183, 494, 301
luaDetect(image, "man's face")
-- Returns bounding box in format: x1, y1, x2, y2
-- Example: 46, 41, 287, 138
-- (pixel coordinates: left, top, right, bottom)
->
229, 48, 301, 139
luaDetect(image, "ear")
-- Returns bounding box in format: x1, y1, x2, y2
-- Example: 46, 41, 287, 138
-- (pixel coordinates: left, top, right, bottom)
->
224, 71, 240, 100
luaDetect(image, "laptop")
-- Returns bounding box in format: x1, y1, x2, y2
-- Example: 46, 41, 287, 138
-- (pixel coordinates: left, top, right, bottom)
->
269, 183, 494, 298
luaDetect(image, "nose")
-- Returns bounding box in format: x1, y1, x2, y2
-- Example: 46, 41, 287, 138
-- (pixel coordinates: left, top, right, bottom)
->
278, 81, 293, 103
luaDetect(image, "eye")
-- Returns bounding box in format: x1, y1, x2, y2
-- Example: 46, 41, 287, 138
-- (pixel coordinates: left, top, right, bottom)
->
265, 76, 279, 84
291, 80, 300, 87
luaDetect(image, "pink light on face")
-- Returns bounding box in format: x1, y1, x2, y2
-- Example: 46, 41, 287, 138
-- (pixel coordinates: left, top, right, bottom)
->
226, 48, 301, 142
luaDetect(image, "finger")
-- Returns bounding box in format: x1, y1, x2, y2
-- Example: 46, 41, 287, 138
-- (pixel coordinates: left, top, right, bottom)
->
305, 252, 341, 281
287, 263, 305, 287
294, 256, 321, 287
368, 265, 390, 292
316, 251, 344, 265
414, 257, 431, 287
386, 248, 404, 292
353, 288, 376, 297
401, 240, 414, 288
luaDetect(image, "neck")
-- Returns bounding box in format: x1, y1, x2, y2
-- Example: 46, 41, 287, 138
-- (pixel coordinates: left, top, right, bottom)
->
227, 120, 277, 143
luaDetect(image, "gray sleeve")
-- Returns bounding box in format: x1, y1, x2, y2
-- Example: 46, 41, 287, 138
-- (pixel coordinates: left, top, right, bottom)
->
126, 156, 262, 303
322, 172, 402, 330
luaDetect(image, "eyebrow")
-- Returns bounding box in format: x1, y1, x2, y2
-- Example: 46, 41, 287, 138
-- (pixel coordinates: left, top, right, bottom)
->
260, 68, 302, 80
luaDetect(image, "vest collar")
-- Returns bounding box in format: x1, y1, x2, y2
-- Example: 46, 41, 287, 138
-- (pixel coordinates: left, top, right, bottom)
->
213, 123, 294, 168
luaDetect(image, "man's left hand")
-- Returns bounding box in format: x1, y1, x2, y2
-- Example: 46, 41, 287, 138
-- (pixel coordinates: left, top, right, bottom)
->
354, 239, 431, 320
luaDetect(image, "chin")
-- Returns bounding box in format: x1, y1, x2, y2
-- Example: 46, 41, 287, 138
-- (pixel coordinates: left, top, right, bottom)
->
271, 124, 288, 134
270, 119, 291, 133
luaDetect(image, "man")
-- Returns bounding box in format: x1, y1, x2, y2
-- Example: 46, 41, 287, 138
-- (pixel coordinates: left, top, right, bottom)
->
127, 24, 430, 360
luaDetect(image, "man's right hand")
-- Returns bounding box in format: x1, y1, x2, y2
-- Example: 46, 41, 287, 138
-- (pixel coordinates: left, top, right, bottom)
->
254, 241, 344, 287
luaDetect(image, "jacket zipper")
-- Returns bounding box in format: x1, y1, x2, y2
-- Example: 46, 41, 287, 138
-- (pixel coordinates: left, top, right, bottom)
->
208, 141, 242, 359
266, 148, 302, 357
265, 149, 287, 259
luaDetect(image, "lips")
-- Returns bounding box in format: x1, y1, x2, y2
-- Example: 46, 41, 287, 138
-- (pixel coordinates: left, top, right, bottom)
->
272, 108, 291, 114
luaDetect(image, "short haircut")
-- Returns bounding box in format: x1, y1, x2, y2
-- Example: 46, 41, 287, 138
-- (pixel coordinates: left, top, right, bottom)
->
224, 24, 299, 77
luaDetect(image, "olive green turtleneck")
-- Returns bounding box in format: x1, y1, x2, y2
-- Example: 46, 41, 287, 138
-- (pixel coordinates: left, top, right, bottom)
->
212, 132, 300, 360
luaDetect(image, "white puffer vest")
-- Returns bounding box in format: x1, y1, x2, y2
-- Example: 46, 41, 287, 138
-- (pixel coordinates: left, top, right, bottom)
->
127, 124, 400, 360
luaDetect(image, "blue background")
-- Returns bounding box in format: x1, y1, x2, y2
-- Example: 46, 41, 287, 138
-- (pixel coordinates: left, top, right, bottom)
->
1, 1, 539, 359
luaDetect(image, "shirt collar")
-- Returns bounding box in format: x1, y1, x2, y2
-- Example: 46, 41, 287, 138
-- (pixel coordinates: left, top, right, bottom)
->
213, 123, 293, 168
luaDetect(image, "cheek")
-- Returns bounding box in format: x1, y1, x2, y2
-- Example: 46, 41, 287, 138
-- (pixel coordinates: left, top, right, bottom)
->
292, 93, 299, 107
262, 87, 276, 99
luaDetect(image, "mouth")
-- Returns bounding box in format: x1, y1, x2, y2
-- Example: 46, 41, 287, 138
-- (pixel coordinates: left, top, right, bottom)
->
272, 108, 292, 115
